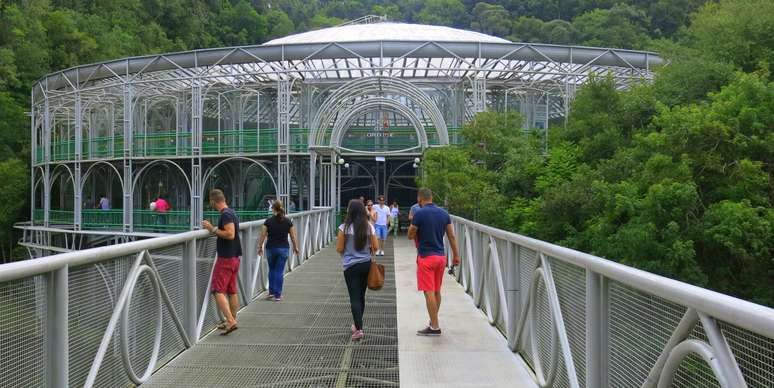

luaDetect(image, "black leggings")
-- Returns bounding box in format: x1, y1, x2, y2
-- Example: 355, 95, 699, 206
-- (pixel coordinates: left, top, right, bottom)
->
344, 261, 371, 330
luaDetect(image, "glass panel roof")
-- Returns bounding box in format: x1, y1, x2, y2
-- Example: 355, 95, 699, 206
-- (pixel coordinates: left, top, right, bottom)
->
264, 22, 511, 45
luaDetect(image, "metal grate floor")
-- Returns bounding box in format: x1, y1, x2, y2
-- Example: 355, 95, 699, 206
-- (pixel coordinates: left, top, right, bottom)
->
144, 240, 399, 387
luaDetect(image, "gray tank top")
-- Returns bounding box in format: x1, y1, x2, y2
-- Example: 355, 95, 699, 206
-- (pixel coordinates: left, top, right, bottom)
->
339, 223, 374, 269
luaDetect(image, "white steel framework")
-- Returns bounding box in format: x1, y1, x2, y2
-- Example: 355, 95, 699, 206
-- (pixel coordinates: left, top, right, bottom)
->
25, 20, 662, 248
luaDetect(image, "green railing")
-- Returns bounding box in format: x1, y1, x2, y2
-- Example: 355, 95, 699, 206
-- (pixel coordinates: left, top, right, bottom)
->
133, 210, 190, 232
51, 140, 75, 161
133, 209, 275, 232
49, 209, 74, 225
33, 209, 44, 223
82, 135, 124, 159
82, 209, 123, 229
133, 132, 192, 157
203, 210, 272, 225
35, 148, 44, 163
42, 126, 461, 161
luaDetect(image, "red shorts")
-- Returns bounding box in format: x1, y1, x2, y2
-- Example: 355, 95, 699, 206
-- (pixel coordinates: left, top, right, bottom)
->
211, 256, 240, 294
417, 255, 446, 292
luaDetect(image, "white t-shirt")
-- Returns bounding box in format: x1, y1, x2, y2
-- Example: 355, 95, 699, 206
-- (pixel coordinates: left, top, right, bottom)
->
374, 204, 391, 226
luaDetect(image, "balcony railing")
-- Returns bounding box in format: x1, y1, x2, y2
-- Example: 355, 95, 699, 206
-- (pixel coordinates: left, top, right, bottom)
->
448, 214, 774, 388
35, 209, 282, 232
38, 127, 463, 162
0, 208, 334, 387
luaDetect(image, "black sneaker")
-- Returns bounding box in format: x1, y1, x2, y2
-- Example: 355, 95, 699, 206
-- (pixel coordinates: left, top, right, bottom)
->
416, 326, 442, 336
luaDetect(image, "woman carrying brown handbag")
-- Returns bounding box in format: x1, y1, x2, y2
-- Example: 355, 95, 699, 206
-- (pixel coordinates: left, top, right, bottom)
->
336, 199, 378, 341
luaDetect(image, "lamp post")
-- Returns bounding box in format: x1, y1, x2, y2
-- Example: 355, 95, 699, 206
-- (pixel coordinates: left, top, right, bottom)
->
413, 157, 423, 184
337, 158, 345, 214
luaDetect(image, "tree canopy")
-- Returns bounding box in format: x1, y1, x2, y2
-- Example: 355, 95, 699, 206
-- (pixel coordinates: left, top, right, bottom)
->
419, 0, 774, 306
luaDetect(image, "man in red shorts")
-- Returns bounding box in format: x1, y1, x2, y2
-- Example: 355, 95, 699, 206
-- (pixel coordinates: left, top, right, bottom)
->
408, 188, 460, 336
201, 189, 242, 335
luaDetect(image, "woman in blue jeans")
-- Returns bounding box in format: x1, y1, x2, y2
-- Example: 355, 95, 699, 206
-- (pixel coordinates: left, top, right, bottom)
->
258, 200, 299, 302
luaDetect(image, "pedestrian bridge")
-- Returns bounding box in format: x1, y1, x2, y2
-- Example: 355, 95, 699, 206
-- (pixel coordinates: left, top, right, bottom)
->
1, 208, 772, 387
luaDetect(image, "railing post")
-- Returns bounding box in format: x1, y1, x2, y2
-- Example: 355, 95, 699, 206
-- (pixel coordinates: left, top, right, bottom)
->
241, 226, 256, 298
47, 266, 68, 388
586, 271, 609, 388
182, 240, 197, 344
505, 242, 521, 349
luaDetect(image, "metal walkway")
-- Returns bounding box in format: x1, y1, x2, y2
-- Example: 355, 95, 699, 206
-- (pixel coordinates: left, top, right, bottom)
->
144, 240, 400, 387
393, 239, 537, 388
4, 208, 773, 387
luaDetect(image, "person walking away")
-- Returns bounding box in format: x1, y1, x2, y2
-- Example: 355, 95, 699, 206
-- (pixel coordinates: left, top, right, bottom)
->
98, 194, 110, 210
257, 200, 300, 302
408, 188, 460, 336
201, 189, 242, 335
373, 195, 391, 256
389, 201, 400, 236
155, 194, 171, 228
336, 199, 378, 341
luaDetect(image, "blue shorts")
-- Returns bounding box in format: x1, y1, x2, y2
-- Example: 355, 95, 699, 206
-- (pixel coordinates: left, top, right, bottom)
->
375, 224, 388, 240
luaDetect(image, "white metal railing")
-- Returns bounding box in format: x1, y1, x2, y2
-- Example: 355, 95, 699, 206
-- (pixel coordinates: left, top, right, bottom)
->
0, 208, 334, 388
447, 215, 774, 388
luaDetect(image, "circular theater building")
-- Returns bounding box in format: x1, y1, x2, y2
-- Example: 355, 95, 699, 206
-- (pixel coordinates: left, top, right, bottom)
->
23, 18, 662, 253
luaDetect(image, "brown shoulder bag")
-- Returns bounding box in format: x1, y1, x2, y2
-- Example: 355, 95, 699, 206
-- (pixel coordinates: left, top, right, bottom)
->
367, 257, 385, 290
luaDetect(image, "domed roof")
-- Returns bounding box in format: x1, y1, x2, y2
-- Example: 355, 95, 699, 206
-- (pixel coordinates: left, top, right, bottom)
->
264, 22, 511, 45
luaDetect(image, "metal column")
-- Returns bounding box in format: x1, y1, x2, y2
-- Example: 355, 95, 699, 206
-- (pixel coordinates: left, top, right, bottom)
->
182, 240, 197, 344
472, 75, 487, 113
122, 84, 133, 232
46, 266, 68, 388
309, 150, 317, 208
277, 79, 291, 206
43, 97, 51, 227
73, 93, 82, 230
191, 79, 203, 229
329, 151, 337, 209
586, 271, 610, 388
30, 92, 36, 225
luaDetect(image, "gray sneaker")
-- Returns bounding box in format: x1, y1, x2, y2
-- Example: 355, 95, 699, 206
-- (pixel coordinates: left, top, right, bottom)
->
416, 326, 442, 336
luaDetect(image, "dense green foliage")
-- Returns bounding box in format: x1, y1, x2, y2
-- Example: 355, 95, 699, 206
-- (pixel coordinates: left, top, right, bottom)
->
420, 0, 774, 306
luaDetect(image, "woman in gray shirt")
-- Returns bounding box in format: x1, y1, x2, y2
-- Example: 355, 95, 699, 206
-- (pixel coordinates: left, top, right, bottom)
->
336, 199, 378, 341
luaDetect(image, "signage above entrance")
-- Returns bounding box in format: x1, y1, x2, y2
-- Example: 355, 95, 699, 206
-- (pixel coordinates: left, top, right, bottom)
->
366, 131, 395, 138
341, 126, 425, 153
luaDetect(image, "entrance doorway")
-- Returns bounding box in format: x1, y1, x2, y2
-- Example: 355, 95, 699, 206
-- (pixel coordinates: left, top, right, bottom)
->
338, 156, 418, 210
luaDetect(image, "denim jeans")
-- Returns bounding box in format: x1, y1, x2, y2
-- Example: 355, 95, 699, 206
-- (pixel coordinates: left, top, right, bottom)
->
266, 247, 289, 297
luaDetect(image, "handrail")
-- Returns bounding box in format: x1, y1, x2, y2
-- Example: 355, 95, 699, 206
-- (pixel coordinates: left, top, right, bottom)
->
0, 207, 335, 388
450, 215, 774, 339
449, 214, 774, 388
0, 209, 326, 283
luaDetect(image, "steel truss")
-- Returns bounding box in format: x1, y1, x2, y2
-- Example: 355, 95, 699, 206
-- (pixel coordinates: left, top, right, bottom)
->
27, 27, 661, 241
